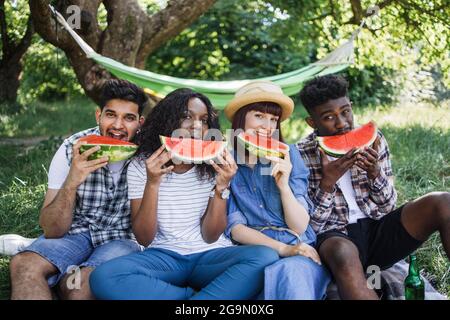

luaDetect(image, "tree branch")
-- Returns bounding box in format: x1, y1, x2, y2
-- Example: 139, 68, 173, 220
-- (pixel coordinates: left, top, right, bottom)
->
29, 0, 72, 50
100, 0, 146, 65
349, 0, 364, 24
136, 0, 216, 68
11, 14, 34, 62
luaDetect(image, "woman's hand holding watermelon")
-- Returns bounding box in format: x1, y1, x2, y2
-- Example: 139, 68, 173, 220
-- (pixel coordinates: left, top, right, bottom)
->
266, 149, 292, 191
319, 147, 359, 193
67, 141, 109, 188
209, 149, 238, 191
145, 145, 174, 185
355, 137, 381, 180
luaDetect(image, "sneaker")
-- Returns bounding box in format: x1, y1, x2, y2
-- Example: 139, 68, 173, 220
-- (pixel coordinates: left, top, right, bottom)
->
0, 234, 36, 256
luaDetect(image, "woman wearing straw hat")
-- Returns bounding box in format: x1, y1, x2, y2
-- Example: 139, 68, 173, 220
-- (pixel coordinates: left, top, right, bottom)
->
224, 80, 331, 300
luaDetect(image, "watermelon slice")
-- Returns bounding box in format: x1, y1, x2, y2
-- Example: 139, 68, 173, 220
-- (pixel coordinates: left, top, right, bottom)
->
317, 121, 378, 157
160, 136, 228, 163
236, 132, 289, 158
78, 135, 138, 162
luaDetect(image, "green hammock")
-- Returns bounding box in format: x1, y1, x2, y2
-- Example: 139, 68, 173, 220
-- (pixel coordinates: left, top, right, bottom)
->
51, 6, 359, 109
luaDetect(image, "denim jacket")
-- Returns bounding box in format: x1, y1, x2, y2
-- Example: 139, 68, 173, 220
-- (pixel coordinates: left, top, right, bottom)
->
225, 144, 317, 245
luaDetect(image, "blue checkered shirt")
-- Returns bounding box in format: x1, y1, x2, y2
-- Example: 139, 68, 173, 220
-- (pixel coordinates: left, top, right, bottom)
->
63, 127, 134, 247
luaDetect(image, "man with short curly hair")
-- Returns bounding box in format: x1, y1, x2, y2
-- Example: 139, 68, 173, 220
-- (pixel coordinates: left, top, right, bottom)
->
297, 74, 450, 300
6, 79, 147, 300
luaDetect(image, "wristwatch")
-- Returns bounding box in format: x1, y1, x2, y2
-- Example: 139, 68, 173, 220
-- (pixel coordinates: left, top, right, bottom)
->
209, 186, 230, 200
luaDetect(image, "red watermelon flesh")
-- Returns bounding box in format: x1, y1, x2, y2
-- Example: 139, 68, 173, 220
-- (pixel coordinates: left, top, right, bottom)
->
237, 132, 289, 158
317, 121, 377, 157
78, 135, 137, 162
78, 135, 135, 146
160, 136, 227, 163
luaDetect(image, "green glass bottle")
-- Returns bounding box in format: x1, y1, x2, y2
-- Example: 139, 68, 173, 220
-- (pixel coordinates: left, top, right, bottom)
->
404, 254, 425, 300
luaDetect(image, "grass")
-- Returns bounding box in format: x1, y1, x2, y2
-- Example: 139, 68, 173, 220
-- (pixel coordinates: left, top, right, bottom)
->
0, 98, 97, 138
0, 97, 448, 299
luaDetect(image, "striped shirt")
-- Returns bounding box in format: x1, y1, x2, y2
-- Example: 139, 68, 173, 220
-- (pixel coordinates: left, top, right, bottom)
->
127, 158, 233, 255
296, 130, 397, 235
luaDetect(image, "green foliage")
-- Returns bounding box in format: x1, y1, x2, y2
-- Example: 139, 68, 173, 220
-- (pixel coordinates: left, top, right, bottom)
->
0, 0, 30, 57
146, 0, 313, 80
4, 0, 447, 108
146, 0, 449, 106
18, 38, 84, 104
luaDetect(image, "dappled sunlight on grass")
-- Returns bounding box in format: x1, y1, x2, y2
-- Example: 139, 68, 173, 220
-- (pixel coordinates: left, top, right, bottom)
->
354, 102, 450, 131
0, 98, 97, 138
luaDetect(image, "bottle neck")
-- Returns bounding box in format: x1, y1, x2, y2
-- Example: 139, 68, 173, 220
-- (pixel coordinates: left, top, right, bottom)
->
408, 254, 419, 277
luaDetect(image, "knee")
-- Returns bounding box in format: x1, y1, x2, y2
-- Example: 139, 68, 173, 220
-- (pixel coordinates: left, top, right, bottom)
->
88, 265, 109, 297
424, 192, 450, 220
59, 267, 94, 300
10, 252, 54, 279
250, 246, 279, 266
89, 262, 122, 299
319, 239, 359, 273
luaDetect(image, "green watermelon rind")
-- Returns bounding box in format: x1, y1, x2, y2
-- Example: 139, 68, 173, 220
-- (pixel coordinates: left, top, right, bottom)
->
160, 136, 227, 163
317, 123, 378, 157
79, 144, 137, 162
236, 133, 289, 159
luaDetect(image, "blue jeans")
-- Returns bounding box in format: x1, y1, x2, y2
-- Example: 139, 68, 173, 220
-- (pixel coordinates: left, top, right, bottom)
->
90, 245, 279, 300
20, 232, 142, 287
263, 255, 331, 299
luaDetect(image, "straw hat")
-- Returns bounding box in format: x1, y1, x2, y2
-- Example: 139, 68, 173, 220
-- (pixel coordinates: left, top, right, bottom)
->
224, 80, 294, 122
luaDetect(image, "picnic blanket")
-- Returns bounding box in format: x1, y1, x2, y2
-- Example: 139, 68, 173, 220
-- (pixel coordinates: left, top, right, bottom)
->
326, 259, 447, 300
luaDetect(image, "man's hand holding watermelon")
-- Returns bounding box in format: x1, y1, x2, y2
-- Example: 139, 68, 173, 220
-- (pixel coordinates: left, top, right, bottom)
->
318, 147, 358, 193
65, 140, 109, 188
355, 137, 381, 180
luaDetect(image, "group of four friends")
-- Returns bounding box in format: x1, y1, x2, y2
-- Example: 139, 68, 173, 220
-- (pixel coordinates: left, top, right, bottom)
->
6, 75, 450, 300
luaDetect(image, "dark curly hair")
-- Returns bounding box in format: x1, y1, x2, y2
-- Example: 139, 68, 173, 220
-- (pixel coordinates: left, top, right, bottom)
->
99, 79, 148, 116
135, 88, 220, 180
299, 75, 349, 113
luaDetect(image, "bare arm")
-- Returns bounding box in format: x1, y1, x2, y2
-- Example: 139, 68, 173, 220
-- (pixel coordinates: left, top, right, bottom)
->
39, 141, 108, 238
131, 182, 160, 247
267, 150, 310, 234
201, 149, 237, 243
39, 187, 76, 238
231, 224, 321, 264
201, 188, 228, 244
131, 146, 173, 247
278, 186, 310, 234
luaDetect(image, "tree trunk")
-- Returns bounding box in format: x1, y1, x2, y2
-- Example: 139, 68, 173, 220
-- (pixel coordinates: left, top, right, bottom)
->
0, 59, 22, 105
29, 0, 216, 105
0, 0, 34, 107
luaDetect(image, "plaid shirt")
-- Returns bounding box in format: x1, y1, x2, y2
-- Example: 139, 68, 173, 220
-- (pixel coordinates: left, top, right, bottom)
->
63, 127, 134, 247
296, 130, 397, 235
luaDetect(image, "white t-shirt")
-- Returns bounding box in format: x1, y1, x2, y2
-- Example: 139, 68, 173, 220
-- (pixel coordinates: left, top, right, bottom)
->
328, 156, 367, 224
48, 144, 126, 189
127, 158, 233, 255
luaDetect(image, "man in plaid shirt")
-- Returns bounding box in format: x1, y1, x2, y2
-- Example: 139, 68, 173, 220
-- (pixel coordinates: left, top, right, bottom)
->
297, 75, 450, 299
7, 80, 148, 300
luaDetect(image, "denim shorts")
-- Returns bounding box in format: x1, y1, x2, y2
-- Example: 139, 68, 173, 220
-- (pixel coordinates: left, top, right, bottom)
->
19, 231, 142, 287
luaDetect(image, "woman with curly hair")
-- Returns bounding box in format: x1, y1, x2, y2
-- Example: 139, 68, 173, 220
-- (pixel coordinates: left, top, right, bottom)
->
89, 88, 279, 300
